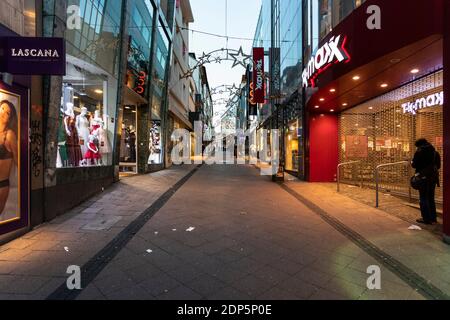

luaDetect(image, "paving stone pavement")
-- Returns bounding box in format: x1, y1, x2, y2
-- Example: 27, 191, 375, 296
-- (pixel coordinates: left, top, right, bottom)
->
1, 164, 448, 300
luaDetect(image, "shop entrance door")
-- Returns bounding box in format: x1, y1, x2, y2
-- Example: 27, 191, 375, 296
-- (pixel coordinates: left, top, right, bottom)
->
119, 105, 138, 175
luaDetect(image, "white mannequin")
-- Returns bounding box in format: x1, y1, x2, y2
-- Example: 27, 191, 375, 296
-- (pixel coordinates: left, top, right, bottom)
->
64, 103, 75, 136
76, 107, 90, 155
91, 110, 104, 136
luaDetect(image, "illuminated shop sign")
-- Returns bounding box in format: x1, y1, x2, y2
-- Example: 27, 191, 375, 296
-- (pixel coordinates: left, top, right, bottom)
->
0, 37, 66, 75
402, 91, 444, 115
252, 47, 265, 103
302, 35, 350, 88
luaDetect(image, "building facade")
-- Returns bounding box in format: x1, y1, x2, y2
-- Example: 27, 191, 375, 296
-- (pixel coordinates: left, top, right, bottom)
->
251, 0, 450, 242
0, 0, 37, 242
0, 0, 178, 243
167, 0, 194, 166
253, 0, 304, 178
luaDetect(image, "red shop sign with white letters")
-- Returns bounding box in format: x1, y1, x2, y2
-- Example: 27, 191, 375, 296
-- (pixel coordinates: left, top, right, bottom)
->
252, 47, 265, 103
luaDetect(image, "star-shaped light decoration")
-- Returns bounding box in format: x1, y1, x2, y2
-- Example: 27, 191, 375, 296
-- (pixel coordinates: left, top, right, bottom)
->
229, 46, 251, 69
198, 52, 212, 65
214, 56, 222, 64
227, 84, 239, 95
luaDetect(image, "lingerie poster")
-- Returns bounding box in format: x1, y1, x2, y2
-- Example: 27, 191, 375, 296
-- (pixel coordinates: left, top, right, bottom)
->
0, 83, 29, 236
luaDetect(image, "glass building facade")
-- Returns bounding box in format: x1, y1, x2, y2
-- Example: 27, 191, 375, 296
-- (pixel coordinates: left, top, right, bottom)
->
253, 0, 305, 178
58, 0, 124, 168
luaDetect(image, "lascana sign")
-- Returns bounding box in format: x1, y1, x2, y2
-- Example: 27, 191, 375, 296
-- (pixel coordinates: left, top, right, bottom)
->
302, 35, 350, 88
0, 37, 66, 75
402, 91, 444, 115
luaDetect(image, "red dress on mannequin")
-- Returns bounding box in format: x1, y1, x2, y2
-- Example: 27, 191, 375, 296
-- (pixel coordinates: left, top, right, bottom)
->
84, 142, 101, 161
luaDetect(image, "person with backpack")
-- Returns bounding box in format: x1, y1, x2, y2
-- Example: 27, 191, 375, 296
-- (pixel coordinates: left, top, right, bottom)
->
411, 138, 441, 225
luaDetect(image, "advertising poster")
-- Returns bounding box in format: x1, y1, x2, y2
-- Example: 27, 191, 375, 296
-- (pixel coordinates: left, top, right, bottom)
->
0, 83, 29, 236
345, 135, 368, 158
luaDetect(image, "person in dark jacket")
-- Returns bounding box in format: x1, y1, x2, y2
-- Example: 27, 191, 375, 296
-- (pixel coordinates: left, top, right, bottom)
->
411, 139, 441, 225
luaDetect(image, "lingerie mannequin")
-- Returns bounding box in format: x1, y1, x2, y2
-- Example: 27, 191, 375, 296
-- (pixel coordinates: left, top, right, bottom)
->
64, 103, 83, 167
75, 107, 90, 156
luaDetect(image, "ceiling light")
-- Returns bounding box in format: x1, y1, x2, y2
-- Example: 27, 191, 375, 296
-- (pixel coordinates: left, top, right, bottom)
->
411, 68, 420, 74
319, 98, 325, 102
315, 105, 320, 109
94, 89, 103, 94
380, 83, 388, 88
342, 103, 348, 107
369, 107, 373, 110
330, 89, 336, 93
352, 75, 360, 81
73, 96, 79, 99
330, 109, 334, 112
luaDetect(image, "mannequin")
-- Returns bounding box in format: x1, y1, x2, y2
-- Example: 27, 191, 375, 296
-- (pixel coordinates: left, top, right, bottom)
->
128, 125, 136, 163
91, 110, 104, 136
120, 123, 127, 161
64, 103, 83, 167
75, 107, 90, 155
92, 110, 111, 155
84, 134, 102, 166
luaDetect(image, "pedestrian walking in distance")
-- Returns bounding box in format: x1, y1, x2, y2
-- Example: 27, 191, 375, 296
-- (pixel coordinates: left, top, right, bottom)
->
411, 138, 441, 225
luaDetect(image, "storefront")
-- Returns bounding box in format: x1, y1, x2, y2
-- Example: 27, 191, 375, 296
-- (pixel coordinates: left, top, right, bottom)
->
0, 19, 60, 240
339, 71, 443, 203
0, 79, 29, 242
302, 0, 449, 241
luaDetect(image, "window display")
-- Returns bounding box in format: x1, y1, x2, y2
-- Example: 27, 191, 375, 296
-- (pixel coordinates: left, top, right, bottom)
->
57, 60, 113, 168
120, 106, 138, 173
148, 121, 162, 165
285, 121, 300, 172
0, 90, 19, 224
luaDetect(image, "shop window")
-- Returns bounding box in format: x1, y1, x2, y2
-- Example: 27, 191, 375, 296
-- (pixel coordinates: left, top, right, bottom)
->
148, 121, 163, 165
120, 106, 138, 173
57, 60, 114, 168
285, 121, 300, 172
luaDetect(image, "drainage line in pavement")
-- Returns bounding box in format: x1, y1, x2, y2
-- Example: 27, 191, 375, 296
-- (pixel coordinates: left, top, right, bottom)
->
46, 165, 202, 300
280, 183, 449, 301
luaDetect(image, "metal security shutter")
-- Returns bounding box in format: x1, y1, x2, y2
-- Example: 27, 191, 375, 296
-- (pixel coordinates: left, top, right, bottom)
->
339, 71, 443, 203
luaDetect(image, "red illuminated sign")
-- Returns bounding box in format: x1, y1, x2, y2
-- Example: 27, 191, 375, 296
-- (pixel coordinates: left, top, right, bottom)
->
134, 71, 147, 95
252, 47, 265, 103
302, 35, 350, 88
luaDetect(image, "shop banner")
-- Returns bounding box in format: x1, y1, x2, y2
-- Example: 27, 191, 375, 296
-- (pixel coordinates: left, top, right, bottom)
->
252, 47, 265, 103
0, 37, 66, 75
270, 47, 281, 99
0, 81, 29, 236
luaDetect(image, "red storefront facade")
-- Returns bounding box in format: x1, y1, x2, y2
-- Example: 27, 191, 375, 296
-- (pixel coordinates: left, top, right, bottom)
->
303, 0, 449, 242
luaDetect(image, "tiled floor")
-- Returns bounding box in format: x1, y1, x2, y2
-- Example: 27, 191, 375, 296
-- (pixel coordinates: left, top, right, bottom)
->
1, 164, 449, 300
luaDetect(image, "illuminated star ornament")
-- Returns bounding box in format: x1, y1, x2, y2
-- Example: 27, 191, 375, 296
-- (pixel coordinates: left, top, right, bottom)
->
198, 52, 211, 65
229, 46, 251, 69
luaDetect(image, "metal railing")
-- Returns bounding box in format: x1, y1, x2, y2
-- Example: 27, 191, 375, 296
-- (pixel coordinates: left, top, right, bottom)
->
337, 161, 361, 192
375, 161, 411, 208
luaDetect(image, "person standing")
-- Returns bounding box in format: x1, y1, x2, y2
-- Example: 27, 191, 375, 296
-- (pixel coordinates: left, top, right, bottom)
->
412, 139, 441, 225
